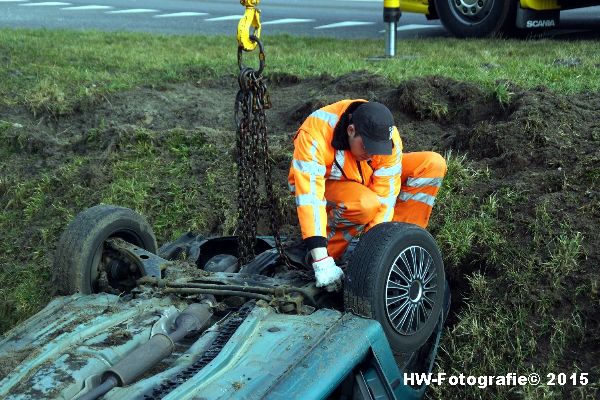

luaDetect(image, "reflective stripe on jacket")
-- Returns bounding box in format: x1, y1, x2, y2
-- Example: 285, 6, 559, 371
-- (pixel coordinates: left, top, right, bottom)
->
288, 99, 403, 240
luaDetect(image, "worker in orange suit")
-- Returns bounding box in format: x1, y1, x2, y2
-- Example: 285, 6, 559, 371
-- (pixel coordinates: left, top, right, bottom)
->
288, 100, 447, 289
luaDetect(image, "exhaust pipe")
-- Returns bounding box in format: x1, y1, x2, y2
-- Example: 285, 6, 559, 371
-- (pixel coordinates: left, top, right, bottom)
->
78, 302, 213, 400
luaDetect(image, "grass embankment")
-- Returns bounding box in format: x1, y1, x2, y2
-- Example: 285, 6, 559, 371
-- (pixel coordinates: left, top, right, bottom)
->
430, 154, 593, 399
1, 29, 598, 399
1, 29, 600, 116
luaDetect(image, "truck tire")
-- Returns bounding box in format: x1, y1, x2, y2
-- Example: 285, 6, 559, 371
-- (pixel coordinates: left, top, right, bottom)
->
434, 0, 517, 37
53, 205, 157, 295
344, 222, 445, 353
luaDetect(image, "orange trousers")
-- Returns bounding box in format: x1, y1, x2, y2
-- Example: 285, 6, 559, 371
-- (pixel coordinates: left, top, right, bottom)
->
325, 151, 447, 260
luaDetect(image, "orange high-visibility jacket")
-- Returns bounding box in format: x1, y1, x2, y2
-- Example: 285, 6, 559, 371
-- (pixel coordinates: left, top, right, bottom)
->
288, 99, 403, 242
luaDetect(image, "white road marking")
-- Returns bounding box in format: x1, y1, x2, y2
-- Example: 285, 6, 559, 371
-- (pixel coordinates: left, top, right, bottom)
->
106, 9, 158, 14
397, 24, 437, 31
378, 24, 440, 33
154, 12, 208, 18
62, 5, 113, 10
0, 0, 29, 3
20, 2, 72, 6
315, 21, 375, 29
205, 15, 243, 21
262, 18, 316, 25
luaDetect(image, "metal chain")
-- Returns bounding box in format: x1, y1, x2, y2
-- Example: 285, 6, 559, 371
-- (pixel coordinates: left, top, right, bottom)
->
235, 38, 291, 268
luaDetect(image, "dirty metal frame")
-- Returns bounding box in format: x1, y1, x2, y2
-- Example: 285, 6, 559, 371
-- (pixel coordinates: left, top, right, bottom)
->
108, 238, 320, 314
106, 238, 166, 279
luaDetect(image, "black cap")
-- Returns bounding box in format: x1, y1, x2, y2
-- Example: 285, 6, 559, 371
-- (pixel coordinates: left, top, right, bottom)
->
352, 102, 395, 155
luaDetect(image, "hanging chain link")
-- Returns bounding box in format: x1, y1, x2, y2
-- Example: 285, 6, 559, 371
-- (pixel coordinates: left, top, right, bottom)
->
234, 37, 291, 268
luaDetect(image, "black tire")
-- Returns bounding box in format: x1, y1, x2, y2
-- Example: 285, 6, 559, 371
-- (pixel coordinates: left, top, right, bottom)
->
434, 0, 518, 38
344, 222, 445, 353
53, 205, 157, 295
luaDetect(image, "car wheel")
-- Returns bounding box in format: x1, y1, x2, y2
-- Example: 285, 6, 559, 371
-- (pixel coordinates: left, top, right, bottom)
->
53, 205, 157, 295
434, 0, 517, 37
344, 222, 445, 353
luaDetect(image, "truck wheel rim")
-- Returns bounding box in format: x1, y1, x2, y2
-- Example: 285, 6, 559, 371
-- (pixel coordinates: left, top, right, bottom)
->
451, 0, 491, 20
385, 246, 438, 335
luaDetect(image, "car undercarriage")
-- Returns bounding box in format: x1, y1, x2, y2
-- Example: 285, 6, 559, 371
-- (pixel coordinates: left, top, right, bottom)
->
0, 205, 449, 400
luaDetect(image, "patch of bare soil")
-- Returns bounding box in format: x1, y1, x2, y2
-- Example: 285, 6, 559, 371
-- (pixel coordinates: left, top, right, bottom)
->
1, 71, 598, 392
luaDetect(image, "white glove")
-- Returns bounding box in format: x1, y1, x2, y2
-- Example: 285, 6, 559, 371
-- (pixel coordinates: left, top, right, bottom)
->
312, 256, 344, 290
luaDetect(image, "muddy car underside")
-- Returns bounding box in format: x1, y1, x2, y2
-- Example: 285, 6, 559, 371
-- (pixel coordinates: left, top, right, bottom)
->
0, 205, 448, 400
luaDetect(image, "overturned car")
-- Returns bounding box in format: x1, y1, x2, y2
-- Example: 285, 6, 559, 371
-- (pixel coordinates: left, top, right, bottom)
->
0, 205, 450, 399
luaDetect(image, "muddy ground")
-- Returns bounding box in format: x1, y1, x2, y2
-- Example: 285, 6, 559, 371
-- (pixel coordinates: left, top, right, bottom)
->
1, 71, 599, 397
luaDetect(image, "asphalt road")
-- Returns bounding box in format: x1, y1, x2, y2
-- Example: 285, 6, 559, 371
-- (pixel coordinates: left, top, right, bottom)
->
0, 0, 599, 39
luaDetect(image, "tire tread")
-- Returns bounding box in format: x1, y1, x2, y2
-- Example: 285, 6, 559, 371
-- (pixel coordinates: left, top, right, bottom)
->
343, 222, 444, 353
344, 223, 417, 317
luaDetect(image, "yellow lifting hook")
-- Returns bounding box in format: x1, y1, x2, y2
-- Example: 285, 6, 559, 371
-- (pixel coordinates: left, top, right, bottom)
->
237, 0, 262, 52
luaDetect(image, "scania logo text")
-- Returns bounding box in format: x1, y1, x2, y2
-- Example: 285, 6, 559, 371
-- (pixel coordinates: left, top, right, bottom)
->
526, 20, 556, 28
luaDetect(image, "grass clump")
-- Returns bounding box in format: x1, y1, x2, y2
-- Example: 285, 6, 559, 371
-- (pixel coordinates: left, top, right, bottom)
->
431, 152, 505, 267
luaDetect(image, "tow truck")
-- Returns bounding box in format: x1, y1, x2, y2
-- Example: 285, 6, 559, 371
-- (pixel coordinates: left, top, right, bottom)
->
386, 0, 600, 37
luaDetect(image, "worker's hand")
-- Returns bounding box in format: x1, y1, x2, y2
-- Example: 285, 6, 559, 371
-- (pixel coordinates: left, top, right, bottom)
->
312, 256, 344, 291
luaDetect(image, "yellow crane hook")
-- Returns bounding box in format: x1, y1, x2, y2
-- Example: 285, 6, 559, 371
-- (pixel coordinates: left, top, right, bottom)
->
237, 0, 262, 52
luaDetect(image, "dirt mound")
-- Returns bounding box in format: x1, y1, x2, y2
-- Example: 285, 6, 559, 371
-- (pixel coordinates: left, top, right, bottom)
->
452, 88, 600, 170
330, 70, 390, 93
389, 76, 599, 267
67, 82, 237, 132
436, 85, 600, 258
391, 76, 504, 125
284, 97, 332, 128
3, 70, 598, 272
3, 72, 598, 269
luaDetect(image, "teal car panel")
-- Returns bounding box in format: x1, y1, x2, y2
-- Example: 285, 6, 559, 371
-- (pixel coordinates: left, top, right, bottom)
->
0, 294, 436, 399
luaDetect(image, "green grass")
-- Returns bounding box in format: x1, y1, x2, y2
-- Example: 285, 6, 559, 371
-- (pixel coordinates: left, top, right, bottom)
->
430, 151, 506, 266
2, 29, 600, 115
0, 28, 598, 399
0, 123, 237, 331
427, 154, 593, 400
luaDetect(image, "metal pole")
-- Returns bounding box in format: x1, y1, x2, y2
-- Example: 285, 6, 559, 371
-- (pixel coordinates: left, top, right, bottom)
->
383, 0, 401, 58
386, 22, 397, 57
